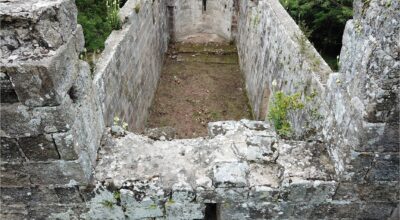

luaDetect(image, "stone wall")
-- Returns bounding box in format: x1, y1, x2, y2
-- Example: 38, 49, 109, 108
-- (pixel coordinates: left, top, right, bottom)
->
0, 0, 398, 218
236, 0, 399, 218
93, 0, 169, 131
237, 0, 331, 122
168, 0, 235, 41
0, 0, 104, 187
86, 120, 341, 219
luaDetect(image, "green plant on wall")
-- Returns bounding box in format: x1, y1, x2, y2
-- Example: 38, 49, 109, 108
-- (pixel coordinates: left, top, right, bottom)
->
107, 0, 122, 30
268, 92, 304, 138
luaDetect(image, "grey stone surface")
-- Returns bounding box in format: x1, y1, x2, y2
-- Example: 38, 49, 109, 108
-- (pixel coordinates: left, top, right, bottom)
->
18, 134, 60, 161
168, 0, 235, 41
1, 97, 75, 137
0, 137, 24, 162
0, 0, 78, 58
93, 0, 169, 131
0, 0, 398, 219
0, 72, 19, 103
89, 120, 338, 219
144, 126, 176, 141
1, 30, 83, 107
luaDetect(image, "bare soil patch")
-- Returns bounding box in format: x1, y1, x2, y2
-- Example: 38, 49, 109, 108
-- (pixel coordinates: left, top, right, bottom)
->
147, 43, 252, 138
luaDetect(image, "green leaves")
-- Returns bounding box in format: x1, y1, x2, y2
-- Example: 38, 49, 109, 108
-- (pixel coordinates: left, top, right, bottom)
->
268, 92, 304, 138
280, 0, 353, 70
76, 0, 113, 52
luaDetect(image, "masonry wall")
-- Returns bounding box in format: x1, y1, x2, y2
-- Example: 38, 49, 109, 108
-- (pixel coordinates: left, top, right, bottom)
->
237, 0, 399, 218
168, 0, 235, 41
237, 0, 331, 129
93, 0, 169, 130
0, 0, 104, 187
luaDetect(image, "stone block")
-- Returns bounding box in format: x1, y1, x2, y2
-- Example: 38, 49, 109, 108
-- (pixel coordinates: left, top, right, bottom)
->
208, 121, 240, 137
18, 134, 60, 161
0, 187, 32, 206
0, 163, 30, 187
212, 161, 249, 188
241, 119, 272, 131
28, 204, 88, 220
358, 122, 399, 152
165, 202, 204, 220
0, 204, 28, 220
297, 201, 361, 219
172, 182, 196, 203
248, 186, 280, 202
1, 32, 81, 107
0, 72, 19, 103
0, 137, 24, 162
27, 161, 88, 185
245, 135, 278, 163
0, 98, 75, 138
358, 181, 400, 202
348, 152, 375, 182
214, 187, 249, 203
281, 179, 337, 203
121, 190, 164, 219
52, 132, 78, 160
277, 141, 335, 181
85, 189, 124, 220
248, 164, 281, 188
54, 186, 84, 203
358, 202, 397, 220
0, 0, 78, 56
218, 202, 250, 220
248, 202, 281, 219
366, 153, 399, 182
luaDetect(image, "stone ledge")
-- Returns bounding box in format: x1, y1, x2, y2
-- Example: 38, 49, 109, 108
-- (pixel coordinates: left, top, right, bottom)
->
89, 120, 339, 218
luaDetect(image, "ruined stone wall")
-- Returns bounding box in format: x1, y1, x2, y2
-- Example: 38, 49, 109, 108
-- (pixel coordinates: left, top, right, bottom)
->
236, 0, 331, 122
93, 0, 169, 131
0, 0, 104, 187
168, 0, 235, 41
86, 120, 340, 219
237, 0, 399, 218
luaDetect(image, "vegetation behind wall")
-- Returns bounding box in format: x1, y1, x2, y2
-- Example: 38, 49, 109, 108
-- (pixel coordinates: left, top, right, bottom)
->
76, 0, 113, 52
280, 0, 353, 70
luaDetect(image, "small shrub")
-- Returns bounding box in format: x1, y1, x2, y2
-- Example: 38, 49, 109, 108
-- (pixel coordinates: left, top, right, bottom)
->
268, 92, 304, 137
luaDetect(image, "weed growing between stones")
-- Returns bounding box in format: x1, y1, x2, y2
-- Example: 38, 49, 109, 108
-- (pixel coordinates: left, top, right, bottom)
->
100, 200, 114, 208
114, 116, 128, 130
268, 92, 304, 138
107, 0, 122, 30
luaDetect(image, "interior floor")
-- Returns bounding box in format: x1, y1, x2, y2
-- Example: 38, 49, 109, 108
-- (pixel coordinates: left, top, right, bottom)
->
146, 42, 252, 138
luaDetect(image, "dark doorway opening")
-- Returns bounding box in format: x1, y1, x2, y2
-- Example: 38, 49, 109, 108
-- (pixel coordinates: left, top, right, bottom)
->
203, 0, 207, 11
204, 203, 218, 220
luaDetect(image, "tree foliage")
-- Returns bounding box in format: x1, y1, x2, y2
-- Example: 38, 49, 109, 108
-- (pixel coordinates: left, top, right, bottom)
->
76, 0, 113, 52
280, 0, 353, 69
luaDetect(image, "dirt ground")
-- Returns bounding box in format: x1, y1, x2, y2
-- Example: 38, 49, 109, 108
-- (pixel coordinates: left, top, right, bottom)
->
146, 42, 252, 138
